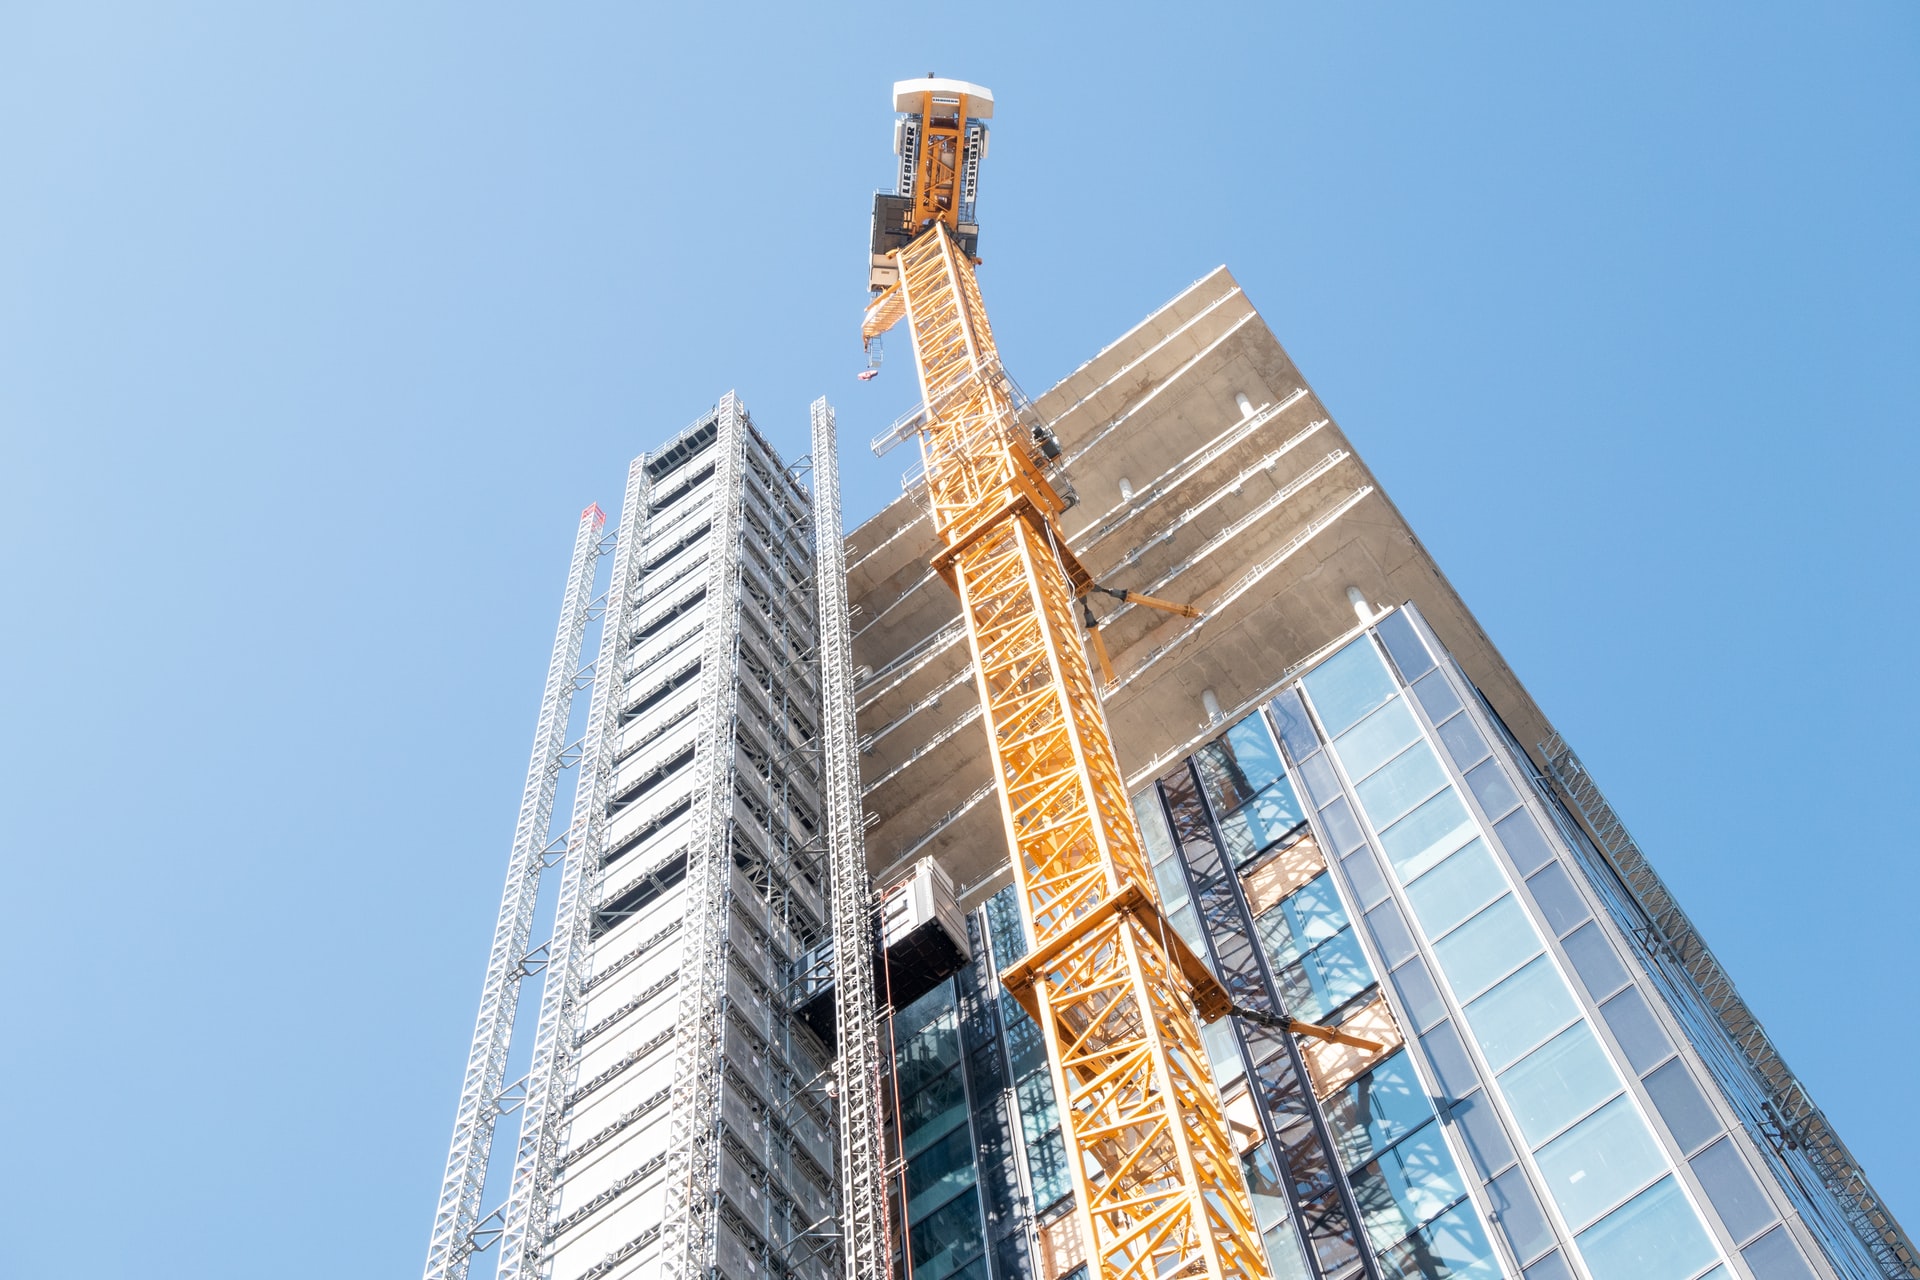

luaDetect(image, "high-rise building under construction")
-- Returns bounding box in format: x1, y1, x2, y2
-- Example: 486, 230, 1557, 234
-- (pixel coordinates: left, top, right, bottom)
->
421, 280, 1913, 1280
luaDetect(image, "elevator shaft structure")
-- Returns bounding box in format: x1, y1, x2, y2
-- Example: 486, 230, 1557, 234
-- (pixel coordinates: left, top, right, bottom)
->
861, 80, 1271, 1280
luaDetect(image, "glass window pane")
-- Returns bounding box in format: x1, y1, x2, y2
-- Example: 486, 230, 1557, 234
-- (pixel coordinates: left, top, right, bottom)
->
1405, 839, 1506, 939
1601, 986, 1675, 1075
1304, 636, 1400, 736
1449, 1090, 1516, 1179
1574, 1176, 1719, 1280
1380, 789, 1479, 881
1536, 1096, 1670, 1230
1420, 1020, 1481, 1103
1742, 1226, 1817, 1280
1436, 712, 1491, 771
1494, 809, 1557, 877
1690, 1138, 1777, 1245
1279, 929, 1374, 1021
1490, 1165, 1556, 1264
1297, 751, 1340, 807
1325, 1050, 1435, 1169
1499, 1021, 1624, 1146
1643, 1059, 1722, 1156
1334, 697, 1423, 782
1228, 714, 1285, 791
1563, 922, 1630, 999
1202, 1014, 1245, 1084
1375, 610, 1437, 682
1358, 744, 1452, 829
1391, 957, 1448, 1032
1222, 778, 1307, 865
1244, 1144, 1291, 1230
1465, 759, 1523, 820
1367, 899, 1418, 969
1523, 1252, 1574, 1280
1258, 872, 1349, 967
1133, 789, 1176, 867
909, 1184, 987, 1280
1351, 1121, 1469, 1249
1434, 896, 1542, 1002
1268, 690, 1321, 763
907, 1121, 979, 1219
1263, 1222, 1314, 1280
1169, 901, 1203, 952
983, 884, 1029, 969
1378, 1200, 1505, 1280
1151, 854, 1191, 912
1026, 1127, 1071, 1209
1341, 843, 1392, 909
1525, 861, 1590, 937
1465, 956, 1581, 1071
1413, 670, 1463, 723
1320, 796, 1366, 855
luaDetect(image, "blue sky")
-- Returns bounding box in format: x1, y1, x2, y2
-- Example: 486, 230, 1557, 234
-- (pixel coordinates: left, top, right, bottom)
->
1, 3, 1914, 1276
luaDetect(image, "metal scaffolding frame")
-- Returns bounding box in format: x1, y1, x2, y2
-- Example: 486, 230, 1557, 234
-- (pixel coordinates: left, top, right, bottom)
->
424, 504, 612, 1280
655, 393, 752, 1280
809, 397, 891, 1280
497, 456, 652, 1280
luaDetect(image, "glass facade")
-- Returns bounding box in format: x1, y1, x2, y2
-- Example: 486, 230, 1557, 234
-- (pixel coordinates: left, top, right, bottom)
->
880, 604, 1834, 1280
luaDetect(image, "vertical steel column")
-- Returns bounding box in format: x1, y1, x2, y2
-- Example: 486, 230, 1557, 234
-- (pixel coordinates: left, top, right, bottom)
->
658, 393, 750, 1280
809, 397, 892, 1280
497, 461, 650, 1280
424, 505, 609, 1280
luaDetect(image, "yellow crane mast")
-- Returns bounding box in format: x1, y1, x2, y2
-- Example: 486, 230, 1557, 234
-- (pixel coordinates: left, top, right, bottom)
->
861, 78, 1272, 1280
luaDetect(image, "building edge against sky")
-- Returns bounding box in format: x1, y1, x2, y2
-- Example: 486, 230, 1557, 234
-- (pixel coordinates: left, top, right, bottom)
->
421, 270, 1916, 1280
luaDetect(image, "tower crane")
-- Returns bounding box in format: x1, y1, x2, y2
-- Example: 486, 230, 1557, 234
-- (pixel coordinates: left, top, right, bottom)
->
858, 77, 1375, 1280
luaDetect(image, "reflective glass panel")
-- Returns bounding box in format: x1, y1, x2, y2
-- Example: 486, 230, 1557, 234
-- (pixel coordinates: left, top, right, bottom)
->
907, 1121, 977, 1219
1465, 759, 1523, 820
1263, 1223, 1314, 1280
1378, 1200, 1504, 1280
1257, 872, 1349, 967
1643, 1059, 1722, 1156
1575, 1176, 1718, 1280
1351, 1121, 1468, 1249
1151, 854, 1191, 912
1277, 929, 1374, 1022
1525, 861, 1590, 937
1412, 670, 1464, 723
1536, 1096, 1670, 1229
1523, 1252, 1574, 1280
909, 1184, 987, 1280
1380, 789, 1479, 881
983, 885, 1028, 968
1133, 789, 1176, 867
1320, 796, 1366, 854
1499, 1021, 1623, 1146
1562, 922, 1630, 998
1367, 899, 1418, 969
1600, 987, 1674, 1074
1325, 1050, 1435, 1169
1357, 744, 1452, 829
1376, 610, 1437, 682
1221, 778, 1307, 865
1025, 1127, 1071, 1210
1420, 1019, 1481, 1102
1269, 689, 1321, 763
1465, 956, 1581, 1071
1434, 895, 1542, 1002
1335, 697, 1423, 781
1391, 957, 1447, 1032
1405, 839, 1506, 939
1690, 1138, 1776, 1244
1304, 637, 1400, 736
1494, 808, 1557, 877
1436, 712, 1491, 771
1490, 1165, 1556, 1264
1449, 1090, 1516, 1179
1297, 751, 1341, 807
1743, 1226, 1818, 1280
1244, 1144, 1291, 1230
1342, 843, 1392, 909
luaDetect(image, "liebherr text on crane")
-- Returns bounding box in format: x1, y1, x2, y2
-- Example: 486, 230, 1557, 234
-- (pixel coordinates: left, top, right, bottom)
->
857, 77, 1375, 1280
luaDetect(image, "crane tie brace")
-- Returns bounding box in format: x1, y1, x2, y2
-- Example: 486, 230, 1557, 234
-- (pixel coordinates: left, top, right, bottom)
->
858, 77, 1378, 1280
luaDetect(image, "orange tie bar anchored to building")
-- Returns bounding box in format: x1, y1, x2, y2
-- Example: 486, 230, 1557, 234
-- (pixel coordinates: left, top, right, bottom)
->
861, 79, 1273, 1280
